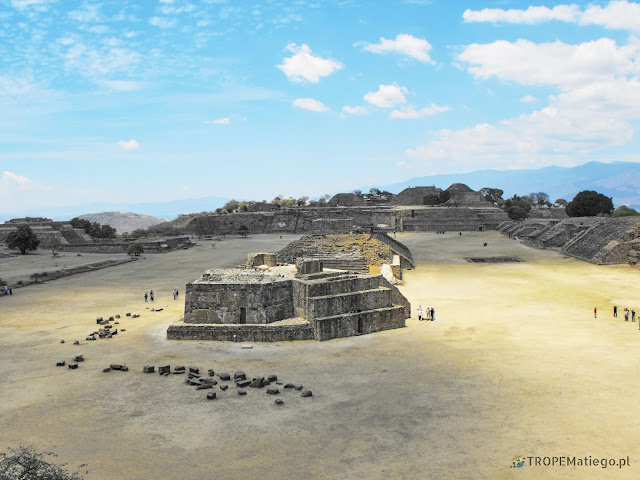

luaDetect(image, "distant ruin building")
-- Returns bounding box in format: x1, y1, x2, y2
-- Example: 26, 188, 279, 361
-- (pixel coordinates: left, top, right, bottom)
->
0, 218, 193, 253
327, 193, 365, 207
167, 256, 411, 342
187, 183, 508, 235
498, 216, 640, 265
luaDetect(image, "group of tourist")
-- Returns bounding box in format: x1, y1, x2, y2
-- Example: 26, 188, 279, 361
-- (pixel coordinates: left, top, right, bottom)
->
2, 285, 13, 296
594, 305, 639, 329
417, 305, 435, 321
143, 289, 180, 302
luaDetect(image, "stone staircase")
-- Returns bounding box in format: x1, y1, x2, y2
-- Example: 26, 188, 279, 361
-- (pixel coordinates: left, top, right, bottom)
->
300, 273, 409, 340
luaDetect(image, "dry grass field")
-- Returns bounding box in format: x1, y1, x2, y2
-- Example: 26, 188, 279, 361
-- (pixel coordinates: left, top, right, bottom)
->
1, 232, 639, 479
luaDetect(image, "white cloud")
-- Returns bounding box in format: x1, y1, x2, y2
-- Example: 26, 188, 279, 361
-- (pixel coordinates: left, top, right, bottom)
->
341, 105, 368, 116
293, 97, 329, 112
149, 16, 177, 28
204, 117, 230, 125
391, 104, 449, 119
10, 0, 56, 8
357, 34, 433, 62
277, 43, 343, 83
1, 171, 51, 192
118, 139, 139, 150
520, 95, 538, 103
581, 1, 640, 31
364, 83, 408, 108
463, 5, 579, 24
457, 38, 638, 89
63, 42, 141, 77
100, 80, 143, 91
406, 33, 640, 171
463, 1, 640, 32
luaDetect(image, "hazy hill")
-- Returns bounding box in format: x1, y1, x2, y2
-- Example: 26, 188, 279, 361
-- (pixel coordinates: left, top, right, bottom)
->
79, 211, 168, 234
376, 161, 640, 209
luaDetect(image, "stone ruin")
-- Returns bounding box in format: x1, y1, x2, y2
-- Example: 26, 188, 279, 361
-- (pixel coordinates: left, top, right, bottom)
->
498, 216, 640, 265
0, 217, 193, 254
167, 253, 411, 342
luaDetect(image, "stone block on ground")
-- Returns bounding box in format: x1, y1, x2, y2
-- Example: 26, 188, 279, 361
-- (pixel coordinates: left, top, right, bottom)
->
60, 340, 65, 344
56, 360, 65, 367
110, 364, 122, 370
74, 355, 84, 362
68, 363, 78, 370
73, 340, 79, 345
208, 369, 215, 377
275, 399, 284, 405
197, 383, 212, 390
233, 371, 246, 380
207, 392, 217, 400
249, 377, 266, 388
103, 368, 111, 372
284, 383, 294, 389
237, 389, 246, 396
121, 366, 129, 372
126, 312, 131, 317
96, 317, 103, 323
202, 378, 217, 385
189, 366, 200, 374
174, 366, 186, 372
235, 379, 251, 388
266, 388, 280, 395
301, 390, 312, 397
143, 365, 155, 373
267, 375, 278, 382
220, 385, 228, 391
158, 365, 170, 375
218, 372, 231, 381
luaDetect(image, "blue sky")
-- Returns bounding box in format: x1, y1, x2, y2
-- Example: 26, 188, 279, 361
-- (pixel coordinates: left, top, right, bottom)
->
1, 0, 640, 217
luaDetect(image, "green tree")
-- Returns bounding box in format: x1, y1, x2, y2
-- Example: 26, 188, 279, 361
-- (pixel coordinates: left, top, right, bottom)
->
0, 445, 87, 480
70, 217, 91, 231
439, 190, 451, 204
423, 193, 441, 205
507, 206, 529, 220
614, 205, 639, 217
50, 236, 62, 256
480, 188, 504, 205
566, 190, 614, 217
555, 198, 568, 207
530, 192, 550, 208
6, 225, 40, 254
127, 243, 144, 256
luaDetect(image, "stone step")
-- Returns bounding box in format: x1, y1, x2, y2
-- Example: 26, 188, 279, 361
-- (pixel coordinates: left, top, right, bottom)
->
313, 305, 407, 341
308, 287, 393, 318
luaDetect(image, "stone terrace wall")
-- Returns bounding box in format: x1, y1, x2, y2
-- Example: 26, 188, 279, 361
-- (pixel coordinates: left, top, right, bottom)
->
184, 279, 294, 324
167, 322, 315, 342
563, 217, 640, 263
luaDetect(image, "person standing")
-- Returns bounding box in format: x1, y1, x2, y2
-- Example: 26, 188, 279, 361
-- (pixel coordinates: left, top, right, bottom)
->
417, 305, 423, 321
625, 308, 629, 322
594, 307, 597, 318
613, 305, 618, 317
632, 310, 636, 322
150, 290, 154, 302
144, 292, 148, 302
173, 289, 177, 300
430, 307, 435, 321
8, 285, 12, 295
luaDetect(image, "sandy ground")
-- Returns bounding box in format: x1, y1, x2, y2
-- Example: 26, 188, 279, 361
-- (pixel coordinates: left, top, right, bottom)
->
1, 232, 639, 480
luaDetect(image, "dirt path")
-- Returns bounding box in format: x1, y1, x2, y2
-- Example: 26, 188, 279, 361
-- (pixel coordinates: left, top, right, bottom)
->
1, 232, 639, 479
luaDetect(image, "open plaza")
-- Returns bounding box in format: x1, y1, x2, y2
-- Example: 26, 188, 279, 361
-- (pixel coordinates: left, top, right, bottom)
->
1, 231, 639, 479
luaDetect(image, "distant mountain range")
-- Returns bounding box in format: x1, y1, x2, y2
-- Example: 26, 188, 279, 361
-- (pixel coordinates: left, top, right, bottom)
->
2, 162, 639, 224
376, 161, 640, 209
0, 196, 229, 224
79, 211, 168, 234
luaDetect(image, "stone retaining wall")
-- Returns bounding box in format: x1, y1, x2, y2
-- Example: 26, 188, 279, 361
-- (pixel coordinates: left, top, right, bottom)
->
167, 322, 315, 342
